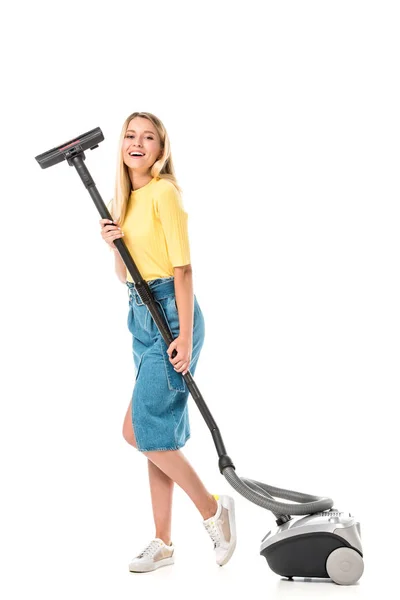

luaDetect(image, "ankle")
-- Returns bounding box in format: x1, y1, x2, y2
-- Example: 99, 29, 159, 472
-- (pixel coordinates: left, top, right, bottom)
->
156, 535, 172, 546
200, 494, 218, 520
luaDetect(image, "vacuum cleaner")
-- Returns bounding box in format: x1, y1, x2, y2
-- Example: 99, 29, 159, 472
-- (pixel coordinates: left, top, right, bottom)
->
35, 127, 364, 585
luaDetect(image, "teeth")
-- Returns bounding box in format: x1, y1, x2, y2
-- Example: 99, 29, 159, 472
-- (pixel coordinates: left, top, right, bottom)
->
130, 152, 144, 156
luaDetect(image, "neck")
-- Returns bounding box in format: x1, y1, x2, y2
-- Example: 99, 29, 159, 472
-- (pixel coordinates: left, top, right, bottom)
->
130, 171, 153, 191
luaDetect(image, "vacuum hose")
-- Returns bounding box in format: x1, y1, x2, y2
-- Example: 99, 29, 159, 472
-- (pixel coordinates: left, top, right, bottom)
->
223, 466, 333, 521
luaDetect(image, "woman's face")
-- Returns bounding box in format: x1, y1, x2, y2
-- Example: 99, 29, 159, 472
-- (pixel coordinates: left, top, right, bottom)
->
122, 117, 162, 174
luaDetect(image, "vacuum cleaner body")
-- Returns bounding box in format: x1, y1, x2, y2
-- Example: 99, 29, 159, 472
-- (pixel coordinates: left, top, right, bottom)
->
260, 510, 363, 585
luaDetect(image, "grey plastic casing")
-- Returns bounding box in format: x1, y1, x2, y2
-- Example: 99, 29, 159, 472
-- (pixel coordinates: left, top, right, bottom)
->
260, 510, 362, 555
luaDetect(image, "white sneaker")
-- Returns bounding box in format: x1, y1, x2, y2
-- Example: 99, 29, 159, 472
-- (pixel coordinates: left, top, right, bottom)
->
203, 494, 237, 566
129, 538, 175, 573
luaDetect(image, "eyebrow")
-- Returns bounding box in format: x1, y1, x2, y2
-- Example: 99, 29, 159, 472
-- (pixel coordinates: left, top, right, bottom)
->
126, 129, 156, 135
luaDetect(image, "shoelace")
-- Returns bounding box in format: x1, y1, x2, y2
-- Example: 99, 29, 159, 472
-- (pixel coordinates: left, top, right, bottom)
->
203, 519, 221, 549
137, 539, 163, 558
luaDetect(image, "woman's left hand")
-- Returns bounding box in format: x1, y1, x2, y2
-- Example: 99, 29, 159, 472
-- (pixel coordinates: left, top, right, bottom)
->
167, 335, 193, 375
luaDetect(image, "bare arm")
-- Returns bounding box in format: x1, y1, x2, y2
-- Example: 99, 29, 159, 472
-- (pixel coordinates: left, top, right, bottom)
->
112, 248, 127, 283
173, 264, 194, 341
100, 217, 126, 283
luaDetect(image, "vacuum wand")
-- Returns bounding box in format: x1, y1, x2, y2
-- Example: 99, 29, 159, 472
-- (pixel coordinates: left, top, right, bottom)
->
35, 128, 334, 522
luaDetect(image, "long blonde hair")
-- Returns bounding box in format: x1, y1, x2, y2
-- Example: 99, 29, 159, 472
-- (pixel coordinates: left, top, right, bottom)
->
108, 111, 182, 225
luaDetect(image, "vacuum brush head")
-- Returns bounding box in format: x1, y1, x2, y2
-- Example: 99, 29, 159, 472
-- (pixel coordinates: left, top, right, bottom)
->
34, 127, 104, 169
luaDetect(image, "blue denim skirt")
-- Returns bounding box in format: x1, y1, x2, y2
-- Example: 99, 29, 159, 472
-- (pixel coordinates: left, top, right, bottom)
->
126, 276, 205, 452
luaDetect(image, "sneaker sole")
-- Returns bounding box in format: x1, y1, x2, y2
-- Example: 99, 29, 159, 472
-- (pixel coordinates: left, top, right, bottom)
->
218, 495, 237, 566
129, 556, 175, 573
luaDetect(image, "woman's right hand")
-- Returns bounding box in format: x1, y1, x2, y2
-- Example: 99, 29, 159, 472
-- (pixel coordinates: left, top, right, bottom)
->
99, 218, 124, 250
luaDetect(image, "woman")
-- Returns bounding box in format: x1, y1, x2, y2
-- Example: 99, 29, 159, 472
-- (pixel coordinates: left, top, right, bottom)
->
100, 112, 236, 573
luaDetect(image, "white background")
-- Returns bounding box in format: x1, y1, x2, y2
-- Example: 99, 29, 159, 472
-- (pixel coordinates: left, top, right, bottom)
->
2, 0, 399, 598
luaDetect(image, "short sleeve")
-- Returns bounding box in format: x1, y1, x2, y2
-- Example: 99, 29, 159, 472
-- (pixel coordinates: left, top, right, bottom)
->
156, 183, 191, 267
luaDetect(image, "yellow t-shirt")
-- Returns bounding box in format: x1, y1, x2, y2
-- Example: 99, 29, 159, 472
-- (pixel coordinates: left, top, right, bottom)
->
112, 177, 191, 283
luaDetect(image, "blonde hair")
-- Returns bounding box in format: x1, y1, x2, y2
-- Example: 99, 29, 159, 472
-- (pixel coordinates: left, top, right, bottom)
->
108, 111, 182, 225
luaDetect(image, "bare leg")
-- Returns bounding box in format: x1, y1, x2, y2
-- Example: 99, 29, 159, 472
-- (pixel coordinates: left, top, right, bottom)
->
123, 401, 175, 544
143, 448, 218, 520
147, 459, 174, 546
123, 400, 218, 536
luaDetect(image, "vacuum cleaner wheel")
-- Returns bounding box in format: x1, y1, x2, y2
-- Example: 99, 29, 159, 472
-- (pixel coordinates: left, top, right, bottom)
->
326, 547, 364, 585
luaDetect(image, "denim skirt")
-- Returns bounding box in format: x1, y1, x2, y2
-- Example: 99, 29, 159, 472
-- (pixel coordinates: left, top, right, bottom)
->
126, 276, 205, 452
